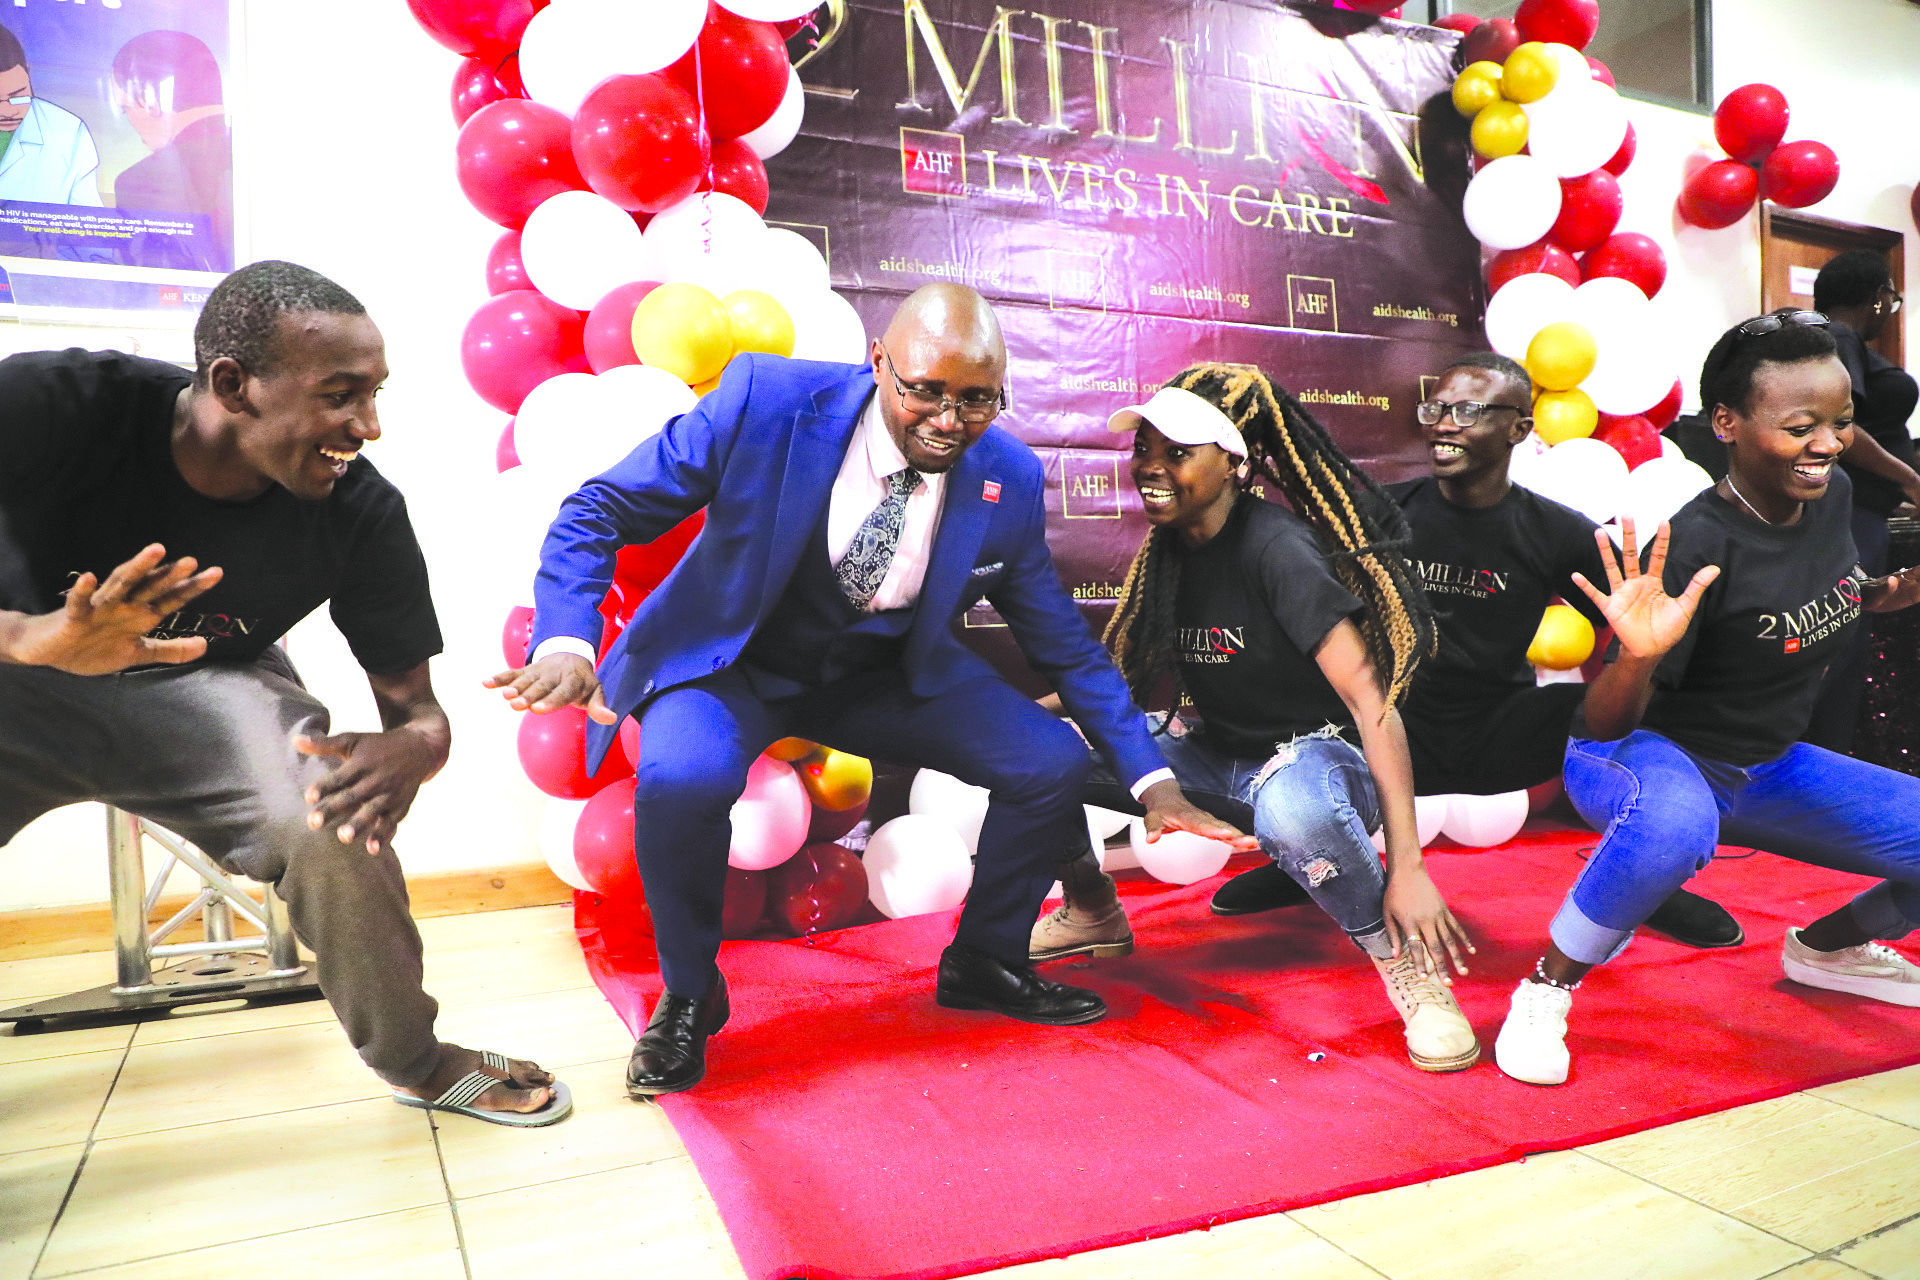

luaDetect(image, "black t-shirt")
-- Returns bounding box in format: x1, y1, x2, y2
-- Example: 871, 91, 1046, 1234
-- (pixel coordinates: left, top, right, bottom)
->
1173, 494, 1362, 757
1392, 477, 1609, 721
0, 349, 441, 673
1639, 473, 1865, 766
1832, 321, 1920, 517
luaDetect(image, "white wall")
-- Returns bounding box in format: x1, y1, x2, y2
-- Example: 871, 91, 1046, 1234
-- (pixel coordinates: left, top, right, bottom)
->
3, 0, 1918, 910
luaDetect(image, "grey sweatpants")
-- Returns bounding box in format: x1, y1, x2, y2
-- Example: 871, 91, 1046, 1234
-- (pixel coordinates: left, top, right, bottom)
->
0, 650, 441, 1087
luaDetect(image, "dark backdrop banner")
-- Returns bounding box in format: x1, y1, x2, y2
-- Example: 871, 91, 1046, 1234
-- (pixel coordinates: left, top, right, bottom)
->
767, 0, 1484, 687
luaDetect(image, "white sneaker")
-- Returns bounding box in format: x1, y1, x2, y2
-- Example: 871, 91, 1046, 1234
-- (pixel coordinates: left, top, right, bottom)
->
1370, 947, 1479, 1072
1494, 979, 1573, 1086
1782, 929, 1920, 1007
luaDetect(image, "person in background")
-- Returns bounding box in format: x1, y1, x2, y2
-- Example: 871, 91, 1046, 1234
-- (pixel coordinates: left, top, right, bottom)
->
109, 29, 233, 254
1031, 363, 1482, 1075
0, 22, 103, 206
1204, 353, 1742, 949
1494, 311, 1920, 1087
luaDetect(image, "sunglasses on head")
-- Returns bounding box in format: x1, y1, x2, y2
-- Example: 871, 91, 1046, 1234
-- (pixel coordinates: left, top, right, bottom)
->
1736, 310, 1829, 338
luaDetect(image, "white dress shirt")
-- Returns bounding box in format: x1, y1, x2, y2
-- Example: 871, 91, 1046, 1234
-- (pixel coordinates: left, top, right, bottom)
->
0, 100, 103, 206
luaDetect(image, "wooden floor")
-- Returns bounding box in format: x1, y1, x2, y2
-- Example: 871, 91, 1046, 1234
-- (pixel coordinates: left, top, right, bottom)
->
2, 904, 1916, 1280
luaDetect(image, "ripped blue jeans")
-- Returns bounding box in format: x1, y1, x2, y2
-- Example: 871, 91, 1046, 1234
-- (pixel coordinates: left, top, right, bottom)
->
1082, 726, 1390, 948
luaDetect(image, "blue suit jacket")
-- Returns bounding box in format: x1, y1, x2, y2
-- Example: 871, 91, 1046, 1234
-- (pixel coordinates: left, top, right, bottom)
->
531, 353, 1167, 784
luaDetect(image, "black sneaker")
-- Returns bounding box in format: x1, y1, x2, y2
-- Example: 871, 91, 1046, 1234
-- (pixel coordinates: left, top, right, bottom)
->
1644, 888, 1744, 949
1208, 863, 1312, 916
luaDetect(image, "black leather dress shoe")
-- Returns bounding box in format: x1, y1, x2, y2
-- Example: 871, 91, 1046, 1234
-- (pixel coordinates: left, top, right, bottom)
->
936, 943, 1107, 1025
627, 972, 730, 1097
1208, 862, 1313, 916
1644, 888, 1744, 949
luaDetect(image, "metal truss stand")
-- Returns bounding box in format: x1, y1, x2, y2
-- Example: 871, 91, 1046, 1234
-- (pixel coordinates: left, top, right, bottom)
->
0, 808, 323, 1033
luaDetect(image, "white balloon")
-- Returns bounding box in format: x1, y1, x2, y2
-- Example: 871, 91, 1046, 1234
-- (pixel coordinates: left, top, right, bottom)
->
1484, 272, 1576, 361
1439, 791, 1530, 848
741, 227, 831, 311
518, 0, 708, 116
787, 290, 869, 363
520, 191, 655, 312
1372, 794, 1451, 853
643, 192, 769, 297
1523, 80, 1628, 179
1506, 432, 1554, 491
1619, 456, 1713, 538
1542, 43, 1594, 92
487, 460, 582, 608
740, 65, 805, 160
720, 0, 820, 19
509, 371, 602, 468
1086, 805, 1131, 841
865, 815, 974, 918
515, 364, 696, 488
1098, 820, 1143, 872
538, 798, 593, 892
1518, 436, 1629, 525
727, 756, 809, 870
1128, 822, 1232, 886
1659, 434, 1683, 461
1462, 154, 1562, 250
909, 768, 989, 856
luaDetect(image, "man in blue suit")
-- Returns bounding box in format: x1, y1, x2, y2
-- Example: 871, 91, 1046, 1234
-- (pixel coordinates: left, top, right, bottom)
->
490, 285, 1249, 1095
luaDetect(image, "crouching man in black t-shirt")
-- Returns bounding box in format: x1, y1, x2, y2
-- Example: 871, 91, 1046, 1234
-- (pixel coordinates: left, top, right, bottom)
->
0, 261, 569, 1127
1206, 353, 1741, 950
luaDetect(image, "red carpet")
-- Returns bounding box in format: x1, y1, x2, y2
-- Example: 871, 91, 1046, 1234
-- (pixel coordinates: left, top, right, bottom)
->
575, 828, 1920, 1280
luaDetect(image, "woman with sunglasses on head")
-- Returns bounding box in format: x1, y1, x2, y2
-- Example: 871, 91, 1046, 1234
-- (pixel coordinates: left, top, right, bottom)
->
1032, 362, 1482, 1074
1495, 310, 1920, 1087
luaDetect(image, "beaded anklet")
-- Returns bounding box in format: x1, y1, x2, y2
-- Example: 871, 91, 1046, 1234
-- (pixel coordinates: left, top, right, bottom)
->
1531, 957, 1582, 991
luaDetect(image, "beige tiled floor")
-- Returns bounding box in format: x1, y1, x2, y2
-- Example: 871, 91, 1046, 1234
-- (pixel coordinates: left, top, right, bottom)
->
2, 903, 1917, 1280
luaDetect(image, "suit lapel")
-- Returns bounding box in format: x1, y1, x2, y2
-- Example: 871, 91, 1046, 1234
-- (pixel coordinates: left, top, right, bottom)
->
761, 373, 874, 614
909, 446, 998, 659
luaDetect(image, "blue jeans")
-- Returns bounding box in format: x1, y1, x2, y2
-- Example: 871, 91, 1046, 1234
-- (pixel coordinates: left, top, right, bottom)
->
1554, 731, 1920, 964
1084, 728, 1389, 947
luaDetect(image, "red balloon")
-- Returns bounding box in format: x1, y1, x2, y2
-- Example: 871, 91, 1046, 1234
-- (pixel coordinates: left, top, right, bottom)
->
1593, 414, 1663, 469
485, 229, 530, 295
1342, 0, 1402, 14
617, 717, 641, 771
1584, 56, 1614, 88
518, 705, 634, 799
495, 53, 526, 98
572, 74, 708, 214
1514, 0, 1599, 50
666, 8, 791, 142
721, 868, 768, 940
1761, 140, 1839, 209
807, 795, 867, 845
452, 57, 509, 126
775, 16, 813, 39
583, 281, 659, 373
1582, 232, 1667, 299
1459, 17, 1520, 66
1525, 776, 1562, 816
1550, 170, 1623, 253
767, 843, 869, 937
456, 99, 585, 229
614, 511, 706, 597
1678, 160, 1758, 230
1489, 242, 1581, 293
461, 289, 588, 414
496, 418, 520, 471
1602, 122, 1637, 176
1714, 84, 1790, 165
575, 780, 643, 910
407, 0, 536, 63
699, 138, 771, 215
502, 604, 534, 667
1645, 380, 1684, 431
1435, 13, 1479, 33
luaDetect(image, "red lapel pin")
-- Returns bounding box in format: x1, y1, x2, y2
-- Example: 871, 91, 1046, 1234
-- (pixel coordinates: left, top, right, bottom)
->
982, 481, 1001, 503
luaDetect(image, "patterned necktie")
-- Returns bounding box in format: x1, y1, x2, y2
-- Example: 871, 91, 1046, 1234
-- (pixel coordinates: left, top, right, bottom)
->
837, 468, 924, 610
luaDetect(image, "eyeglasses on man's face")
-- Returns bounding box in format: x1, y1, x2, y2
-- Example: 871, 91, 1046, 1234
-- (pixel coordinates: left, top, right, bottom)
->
882, 346, 1006, 424
1416, 399, 1525, 428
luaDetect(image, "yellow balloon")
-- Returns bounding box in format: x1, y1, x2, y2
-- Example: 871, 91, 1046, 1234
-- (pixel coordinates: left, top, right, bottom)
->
1501, 42, 1560, 104
630, 282, 733, 384
722, 289, 796, 358
1470, 101, 1529, 160
799, 749, 873, 812
1527, 604, 1596, 670
1452, 62, 1503, 118
1533, 388, 1599, 445
692, 373, 723, 396
1526, 321, 1599, 392
765, 737, 820, 762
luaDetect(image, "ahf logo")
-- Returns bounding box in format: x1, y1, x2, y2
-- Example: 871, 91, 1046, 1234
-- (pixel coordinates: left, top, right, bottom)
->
900, 128, 967, 198
1287, 275, 1338, 332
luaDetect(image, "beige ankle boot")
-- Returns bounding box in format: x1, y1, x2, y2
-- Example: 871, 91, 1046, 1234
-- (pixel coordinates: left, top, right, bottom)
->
1029, 859, 1134, 962
1370, 945, 1479, 1072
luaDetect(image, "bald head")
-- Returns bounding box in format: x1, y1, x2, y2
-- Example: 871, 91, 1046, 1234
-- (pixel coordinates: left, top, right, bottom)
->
870, 285, 1008, 473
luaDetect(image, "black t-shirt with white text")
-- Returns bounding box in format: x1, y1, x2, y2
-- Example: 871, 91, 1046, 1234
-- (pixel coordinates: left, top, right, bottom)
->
1640, 473, 1864, 766
1174, 494, 1362, 757
1392, 477, 1608, 722
0, 348, 442, 674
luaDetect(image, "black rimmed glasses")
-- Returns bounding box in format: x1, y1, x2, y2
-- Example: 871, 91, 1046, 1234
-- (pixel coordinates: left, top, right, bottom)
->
881, 346, 1006, 424
1736, 310, 1829, 337
1416, 400, 1526, 428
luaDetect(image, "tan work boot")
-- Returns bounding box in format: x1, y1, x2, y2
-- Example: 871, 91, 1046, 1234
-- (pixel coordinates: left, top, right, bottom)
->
1370, 945, 1479, 1072
1029, 857, 1134, 962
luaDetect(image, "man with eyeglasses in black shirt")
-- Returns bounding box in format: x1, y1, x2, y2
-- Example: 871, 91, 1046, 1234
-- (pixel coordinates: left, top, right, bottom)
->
1210, 352, 1742, 949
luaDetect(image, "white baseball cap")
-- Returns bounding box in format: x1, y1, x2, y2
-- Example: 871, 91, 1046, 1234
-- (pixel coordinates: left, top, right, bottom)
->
1106, 385, 1247, 459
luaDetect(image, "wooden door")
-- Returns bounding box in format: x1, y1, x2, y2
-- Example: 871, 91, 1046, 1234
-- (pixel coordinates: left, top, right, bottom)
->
1760, 205, 1905, 367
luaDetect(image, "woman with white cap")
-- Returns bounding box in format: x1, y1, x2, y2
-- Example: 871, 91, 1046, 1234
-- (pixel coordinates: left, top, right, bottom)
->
1031, 362, 1480, 1072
